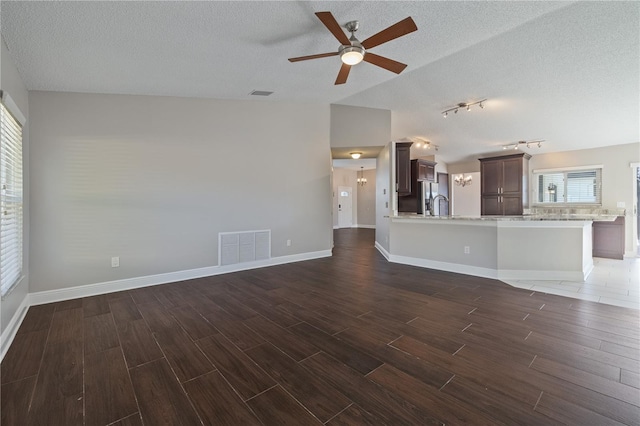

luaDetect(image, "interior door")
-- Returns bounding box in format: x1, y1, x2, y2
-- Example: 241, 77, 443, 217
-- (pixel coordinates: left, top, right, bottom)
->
337, 186, 353, 228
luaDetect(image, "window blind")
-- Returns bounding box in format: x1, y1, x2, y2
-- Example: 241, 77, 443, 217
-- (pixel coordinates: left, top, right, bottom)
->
535, 168, 601, 205
1, 101, 23, 297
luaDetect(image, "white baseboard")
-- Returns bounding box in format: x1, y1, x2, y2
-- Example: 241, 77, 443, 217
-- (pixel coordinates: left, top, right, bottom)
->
374, 241, 390, 260
388, 254, 498, 279
30, 250, 332, 307
0, 293, 30, 361
386, 253, 592, 282
356, 224, 376, 229
2, 250, 331, 362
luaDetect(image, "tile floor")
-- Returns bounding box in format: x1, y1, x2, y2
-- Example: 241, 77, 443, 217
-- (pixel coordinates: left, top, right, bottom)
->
503, 256, 640, 310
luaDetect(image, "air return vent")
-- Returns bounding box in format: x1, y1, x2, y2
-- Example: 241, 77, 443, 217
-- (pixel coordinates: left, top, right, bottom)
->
249, 90, 274, 96
219, 230, 271, 266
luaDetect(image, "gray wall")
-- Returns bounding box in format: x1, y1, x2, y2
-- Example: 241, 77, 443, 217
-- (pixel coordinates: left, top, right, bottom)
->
1, 38, 29, 336
330, 104, 391, 148
28, 91, 332, 293
357, 169, 376, 227
375, 143, 392, 252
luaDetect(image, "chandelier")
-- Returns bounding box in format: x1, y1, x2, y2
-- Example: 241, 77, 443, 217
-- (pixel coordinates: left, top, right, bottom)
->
357, 166, 367, 186
454, 174, 472, 187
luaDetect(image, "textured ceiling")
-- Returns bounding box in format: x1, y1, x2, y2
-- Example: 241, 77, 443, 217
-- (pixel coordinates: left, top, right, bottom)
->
2, 1, 639, 163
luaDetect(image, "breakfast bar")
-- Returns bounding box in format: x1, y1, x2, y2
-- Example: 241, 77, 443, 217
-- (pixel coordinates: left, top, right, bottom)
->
385, 214, 619, 282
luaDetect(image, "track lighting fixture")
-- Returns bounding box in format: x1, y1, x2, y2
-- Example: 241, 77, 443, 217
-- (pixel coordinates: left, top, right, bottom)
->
410, 137, 439, 151
442, 99, 487, 118
502, 139, 545, 150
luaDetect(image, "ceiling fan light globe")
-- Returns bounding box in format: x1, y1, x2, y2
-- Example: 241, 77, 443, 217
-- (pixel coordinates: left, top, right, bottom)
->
340, 46, 365, 65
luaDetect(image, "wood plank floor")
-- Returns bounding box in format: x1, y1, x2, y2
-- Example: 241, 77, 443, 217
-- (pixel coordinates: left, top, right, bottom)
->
2, 229, 639, 425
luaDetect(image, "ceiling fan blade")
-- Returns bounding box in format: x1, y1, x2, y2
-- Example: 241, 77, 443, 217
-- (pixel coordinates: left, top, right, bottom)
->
361, 17, 417, 49
288, 52, 339, 62
315, 11, 351, 46
363, 53, 407, 74
335, 63, 351, 85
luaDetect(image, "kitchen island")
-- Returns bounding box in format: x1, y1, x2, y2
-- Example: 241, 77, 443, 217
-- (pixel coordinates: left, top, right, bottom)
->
379, 213, 619, 282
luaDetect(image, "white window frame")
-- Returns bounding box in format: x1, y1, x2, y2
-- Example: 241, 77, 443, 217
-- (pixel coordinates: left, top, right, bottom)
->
1, 91, 26, 298
532, 165, 603, 206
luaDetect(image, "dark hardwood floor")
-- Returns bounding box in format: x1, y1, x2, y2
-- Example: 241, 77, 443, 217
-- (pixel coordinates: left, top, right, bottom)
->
2, 228, 639, 425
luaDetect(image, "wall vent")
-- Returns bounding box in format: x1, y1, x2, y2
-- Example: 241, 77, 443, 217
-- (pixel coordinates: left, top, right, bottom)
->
219, 230, 271, 266
249, 90, 274, 96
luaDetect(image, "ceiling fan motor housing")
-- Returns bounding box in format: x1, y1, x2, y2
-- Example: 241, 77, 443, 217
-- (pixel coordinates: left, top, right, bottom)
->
339, 20, 365, 64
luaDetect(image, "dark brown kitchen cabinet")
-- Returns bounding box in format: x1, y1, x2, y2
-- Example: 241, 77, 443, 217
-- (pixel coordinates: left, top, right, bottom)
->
396, 142, 413, 195
479, 153, 530, 215
398, 159, 439, 213
414, 159, 436, 182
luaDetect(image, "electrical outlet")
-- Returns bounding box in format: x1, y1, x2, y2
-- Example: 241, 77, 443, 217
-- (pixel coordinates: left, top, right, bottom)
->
617, 201, 626, 208
111, 256, 120, 267
286, 239, 291, 247
464, 246, 470, 254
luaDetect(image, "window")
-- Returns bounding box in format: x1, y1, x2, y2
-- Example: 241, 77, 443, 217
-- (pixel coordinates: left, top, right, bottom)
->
1, 96, 24, 297
534, 167, 602, 205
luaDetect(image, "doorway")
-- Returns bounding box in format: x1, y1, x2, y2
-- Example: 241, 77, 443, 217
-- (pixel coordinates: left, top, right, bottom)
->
337, 186, 353, 228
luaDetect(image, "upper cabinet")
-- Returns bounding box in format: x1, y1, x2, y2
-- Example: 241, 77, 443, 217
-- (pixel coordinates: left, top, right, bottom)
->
396, 142, 413, 196
479, 153, 530, 215
413, 159, 436, 182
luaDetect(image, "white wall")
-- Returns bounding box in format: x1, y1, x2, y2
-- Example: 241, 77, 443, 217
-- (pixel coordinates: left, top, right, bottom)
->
530, 143, 639, 255
1, 37, 30, 337
28, 91, 332, 293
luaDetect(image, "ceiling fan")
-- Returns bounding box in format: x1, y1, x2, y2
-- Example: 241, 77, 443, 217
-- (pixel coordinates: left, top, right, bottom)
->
288, 11, 418, 85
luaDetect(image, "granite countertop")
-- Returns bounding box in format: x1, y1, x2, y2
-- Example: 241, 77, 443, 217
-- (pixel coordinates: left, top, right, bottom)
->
394, 213, 620, 222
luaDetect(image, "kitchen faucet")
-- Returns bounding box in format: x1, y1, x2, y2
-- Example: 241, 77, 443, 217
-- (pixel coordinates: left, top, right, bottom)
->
430, 194, 449, 216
